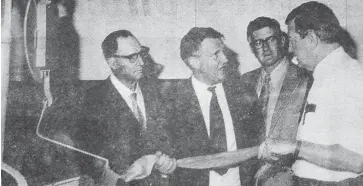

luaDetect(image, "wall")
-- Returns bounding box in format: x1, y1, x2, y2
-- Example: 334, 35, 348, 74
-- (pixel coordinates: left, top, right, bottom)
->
73, 0, 363, 80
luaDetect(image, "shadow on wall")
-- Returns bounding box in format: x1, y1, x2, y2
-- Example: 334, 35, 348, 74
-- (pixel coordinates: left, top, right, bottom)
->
340, 29, 358, 60
143, 52, 164, 80
3, 0, 85, 185
47, 0, 81, 101
224, 46, 241, 80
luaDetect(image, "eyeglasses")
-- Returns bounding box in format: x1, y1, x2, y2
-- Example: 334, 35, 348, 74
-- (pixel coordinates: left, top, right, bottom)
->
112, 46, 150, 63
250, 35, 279, 49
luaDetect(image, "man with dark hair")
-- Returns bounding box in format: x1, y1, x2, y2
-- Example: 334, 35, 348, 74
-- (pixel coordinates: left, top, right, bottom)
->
76, 30, 175, 185
242, 16, 310, 186
263, 1, 363, 185
165, 27, 264, 186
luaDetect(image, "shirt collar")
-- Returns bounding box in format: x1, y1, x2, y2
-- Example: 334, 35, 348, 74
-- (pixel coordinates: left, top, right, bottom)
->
261, 56, 289, 86
110, 73, 140, 97
313, 46, 344, 80
191, 76, 222, 94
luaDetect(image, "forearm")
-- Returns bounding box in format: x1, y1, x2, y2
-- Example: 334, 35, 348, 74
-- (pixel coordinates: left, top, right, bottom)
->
99, 167, 123, 186
90, 162, 129, 186
177, 146, 259, 169
298, 141, 363, 173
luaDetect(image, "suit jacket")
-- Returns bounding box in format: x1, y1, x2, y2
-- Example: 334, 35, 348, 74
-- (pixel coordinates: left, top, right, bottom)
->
242, 63, 309, 186
76, 77, 171, 186
242, 63, 309, 141
162, 77, 265, 186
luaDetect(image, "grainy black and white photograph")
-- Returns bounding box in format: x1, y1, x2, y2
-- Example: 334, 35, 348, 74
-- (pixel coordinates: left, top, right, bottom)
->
1, 0, 363, 185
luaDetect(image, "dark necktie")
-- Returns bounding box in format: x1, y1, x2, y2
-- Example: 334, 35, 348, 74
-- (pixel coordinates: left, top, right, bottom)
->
208, 86, 228, 175
130, 92, 146, 130
298, 72, 315, 125
260, 73, 271, 121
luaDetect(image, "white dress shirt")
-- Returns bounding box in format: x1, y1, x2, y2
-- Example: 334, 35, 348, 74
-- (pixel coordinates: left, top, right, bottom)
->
293, 47, 363, 181
110, 74, 147, 129
191, 76, 241, 186
256, 57, 289, 135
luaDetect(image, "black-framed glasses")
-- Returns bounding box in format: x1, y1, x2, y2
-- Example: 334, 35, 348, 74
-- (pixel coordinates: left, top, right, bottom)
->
250, 35, 279, 49
112, 46, 150, 63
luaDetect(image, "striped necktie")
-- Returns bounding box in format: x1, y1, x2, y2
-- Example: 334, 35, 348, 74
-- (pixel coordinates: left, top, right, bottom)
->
260, 73, 271, 121
130, 92, 145, 130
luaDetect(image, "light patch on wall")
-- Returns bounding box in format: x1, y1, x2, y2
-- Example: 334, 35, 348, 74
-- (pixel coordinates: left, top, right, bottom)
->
73, 0, 361, 80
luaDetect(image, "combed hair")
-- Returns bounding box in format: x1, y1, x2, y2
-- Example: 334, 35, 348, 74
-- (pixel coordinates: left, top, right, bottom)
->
285, 1, 358, 59
180, 27, 224, 64
101, 30, 135, 60
247, 17, 282, 42
285, 1, 341, 43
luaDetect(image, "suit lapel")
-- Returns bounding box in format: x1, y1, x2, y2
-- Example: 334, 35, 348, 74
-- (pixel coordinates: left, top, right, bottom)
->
223, 77, 260, 148
140, 79, 158, 127
177, 79, 210, 142
248, 68, 262, 95
223, 81, 240, 134
269, 64, 301, 137
104, 78, 142, 134
103, 79, 146, 169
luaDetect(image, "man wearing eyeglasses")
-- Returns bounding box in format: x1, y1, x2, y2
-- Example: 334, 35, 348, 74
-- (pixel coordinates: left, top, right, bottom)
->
241, 17, 310, 186
76, 30, 175, 186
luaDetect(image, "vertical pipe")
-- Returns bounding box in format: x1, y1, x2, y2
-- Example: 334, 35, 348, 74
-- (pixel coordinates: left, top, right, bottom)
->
1, 0, 12, 160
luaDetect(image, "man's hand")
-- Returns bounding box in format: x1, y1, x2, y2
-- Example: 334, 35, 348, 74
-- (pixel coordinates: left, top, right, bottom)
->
154, 151, 177, 174
260, 139, 296, 161
122, 154, 158, 182
267, 139, 296, 155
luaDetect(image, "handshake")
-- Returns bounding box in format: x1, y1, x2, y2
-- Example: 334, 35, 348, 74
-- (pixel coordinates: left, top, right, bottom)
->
121, 151, 177, 182
154, 151, 177, 174
258, 138, 300, 165
121, 139, 300, 182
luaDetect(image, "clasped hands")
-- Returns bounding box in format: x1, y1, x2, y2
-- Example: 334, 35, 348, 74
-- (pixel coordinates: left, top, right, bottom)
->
154, 151, 177, 174
121, 151, 176, 182
259, 138, 298, 162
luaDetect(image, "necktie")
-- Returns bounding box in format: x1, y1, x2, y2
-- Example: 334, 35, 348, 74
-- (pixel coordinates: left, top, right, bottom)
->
130, 92, 146, 130
207, 86, 228, 175
259, 73, 271, 121
298, 72, 315, 125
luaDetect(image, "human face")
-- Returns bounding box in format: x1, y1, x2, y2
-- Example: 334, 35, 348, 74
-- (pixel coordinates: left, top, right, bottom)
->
109, 36, 146, 81
250, 26, 285, 71
194, 38, 228, 85
287, 19, 313, 71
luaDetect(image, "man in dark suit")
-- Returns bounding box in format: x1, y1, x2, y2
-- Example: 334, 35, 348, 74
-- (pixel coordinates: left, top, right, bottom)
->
164, 27, 264, 186
76, 30, 174, 186
242, 17, 309, 185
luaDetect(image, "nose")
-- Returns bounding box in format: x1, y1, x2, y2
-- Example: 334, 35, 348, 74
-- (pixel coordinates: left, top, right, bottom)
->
220, 52, 228, 64
262, 41, 270, 51
136, 54, 144, 66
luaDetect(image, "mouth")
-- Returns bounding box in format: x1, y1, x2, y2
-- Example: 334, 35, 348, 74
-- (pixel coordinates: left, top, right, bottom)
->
263, 53, 272, 57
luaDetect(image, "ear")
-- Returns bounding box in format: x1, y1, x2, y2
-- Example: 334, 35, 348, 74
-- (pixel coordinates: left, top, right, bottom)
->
247, 36, 252, 43
250, 45, 257, 56
306, 30, 318, 49
188, 57, 201, 69
107, 58, 117, 70
280, 35, 286, 47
